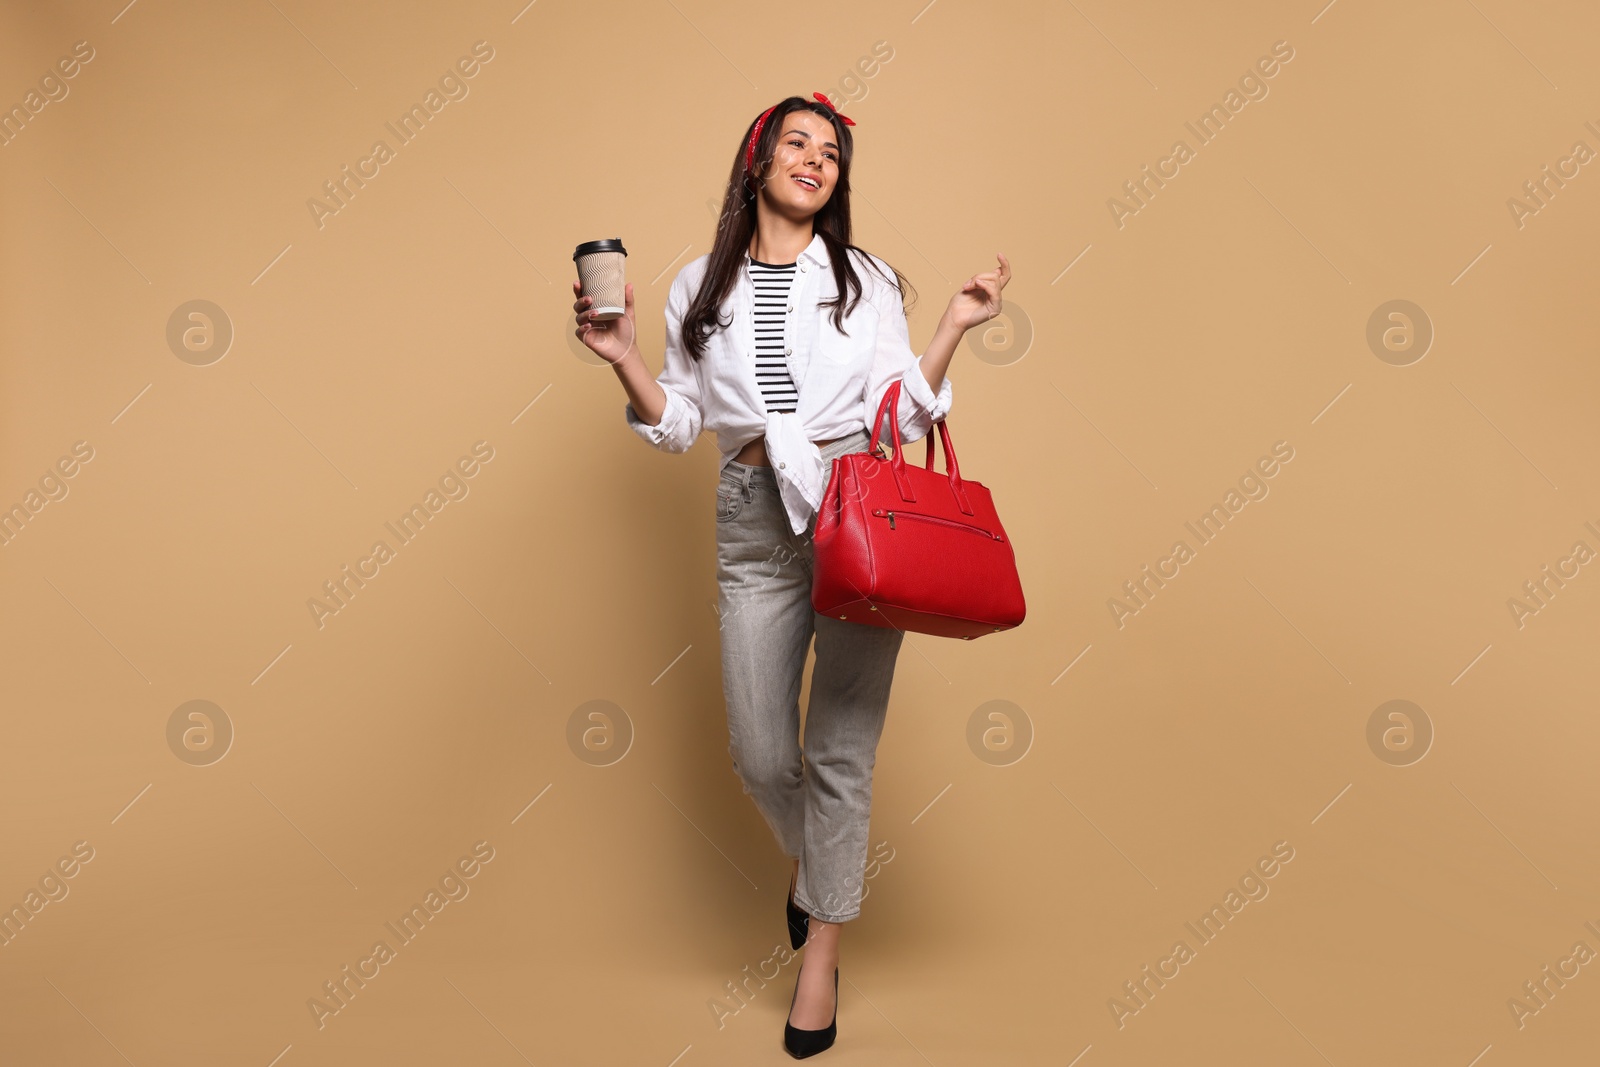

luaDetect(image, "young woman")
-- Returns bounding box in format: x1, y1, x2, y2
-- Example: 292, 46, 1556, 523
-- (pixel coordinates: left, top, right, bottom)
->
574, 92, 1009, 1058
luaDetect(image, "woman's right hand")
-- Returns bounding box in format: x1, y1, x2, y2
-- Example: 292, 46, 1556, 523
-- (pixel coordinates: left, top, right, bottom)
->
573, 280, 637, 366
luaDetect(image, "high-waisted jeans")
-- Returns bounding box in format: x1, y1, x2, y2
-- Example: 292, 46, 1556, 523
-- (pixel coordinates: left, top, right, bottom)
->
714, 427, 903, 924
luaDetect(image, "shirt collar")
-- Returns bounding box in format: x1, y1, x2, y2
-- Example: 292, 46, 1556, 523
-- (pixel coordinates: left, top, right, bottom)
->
743, 231, 829, 271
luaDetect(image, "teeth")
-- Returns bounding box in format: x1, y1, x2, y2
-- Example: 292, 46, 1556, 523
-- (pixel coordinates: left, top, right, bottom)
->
795, 176, 818, 189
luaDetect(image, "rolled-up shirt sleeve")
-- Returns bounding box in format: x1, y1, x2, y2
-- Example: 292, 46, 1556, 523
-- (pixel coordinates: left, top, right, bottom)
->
862, 261, 953, 447
624, 269, 704, 453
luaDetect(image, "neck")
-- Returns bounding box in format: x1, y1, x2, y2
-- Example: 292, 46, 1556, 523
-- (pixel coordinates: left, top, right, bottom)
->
749, 208, 814, 265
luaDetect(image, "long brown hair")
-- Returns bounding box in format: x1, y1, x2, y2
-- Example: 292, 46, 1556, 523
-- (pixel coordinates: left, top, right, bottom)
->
681, 94, 917, 361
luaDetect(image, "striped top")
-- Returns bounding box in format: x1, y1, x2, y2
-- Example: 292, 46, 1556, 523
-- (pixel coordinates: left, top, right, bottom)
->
749, 259, 801, 414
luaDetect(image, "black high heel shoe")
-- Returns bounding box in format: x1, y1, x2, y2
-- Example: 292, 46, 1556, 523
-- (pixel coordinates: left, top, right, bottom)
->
783, 965, 838, 1059
786, 868, 809, 950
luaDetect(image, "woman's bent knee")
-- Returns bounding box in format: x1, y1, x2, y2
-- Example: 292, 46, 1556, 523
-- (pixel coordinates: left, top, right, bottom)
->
728, 742, 800, 800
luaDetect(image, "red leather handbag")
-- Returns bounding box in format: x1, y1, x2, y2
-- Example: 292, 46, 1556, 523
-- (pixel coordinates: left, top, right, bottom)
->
811, 380, 1026, 639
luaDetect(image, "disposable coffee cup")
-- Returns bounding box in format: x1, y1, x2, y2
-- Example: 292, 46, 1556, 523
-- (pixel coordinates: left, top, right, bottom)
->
573, 238, 628, 321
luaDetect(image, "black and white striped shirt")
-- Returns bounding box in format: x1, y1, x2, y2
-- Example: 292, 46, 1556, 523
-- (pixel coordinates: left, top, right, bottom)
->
749, 259, 801, 414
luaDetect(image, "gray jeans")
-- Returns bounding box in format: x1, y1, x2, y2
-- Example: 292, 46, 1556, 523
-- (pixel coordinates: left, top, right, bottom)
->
714, 427, 903, 924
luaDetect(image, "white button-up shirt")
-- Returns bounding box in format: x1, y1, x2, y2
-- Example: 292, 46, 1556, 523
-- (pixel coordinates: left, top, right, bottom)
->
624, 232, 955, 534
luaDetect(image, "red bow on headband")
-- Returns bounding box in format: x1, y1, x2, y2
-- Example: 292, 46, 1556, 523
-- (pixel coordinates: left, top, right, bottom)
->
745, 93, 857, 172
811, 91, 856, 126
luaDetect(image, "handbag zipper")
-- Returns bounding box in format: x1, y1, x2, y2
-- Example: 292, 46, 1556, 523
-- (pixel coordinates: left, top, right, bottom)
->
872, 508, 1002, 540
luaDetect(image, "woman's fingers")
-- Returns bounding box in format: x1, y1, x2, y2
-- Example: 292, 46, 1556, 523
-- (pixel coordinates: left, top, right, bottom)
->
572, 291, 609, 328
973, 275, 1001, 310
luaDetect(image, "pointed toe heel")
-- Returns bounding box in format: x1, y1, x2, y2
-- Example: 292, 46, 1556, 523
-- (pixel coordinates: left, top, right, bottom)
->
786, 869, 809, 950
782, 966, 838, 1059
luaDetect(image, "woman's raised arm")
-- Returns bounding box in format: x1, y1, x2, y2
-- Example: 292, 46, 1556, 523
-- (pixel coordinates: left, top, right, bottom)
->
574, 272, 705, 454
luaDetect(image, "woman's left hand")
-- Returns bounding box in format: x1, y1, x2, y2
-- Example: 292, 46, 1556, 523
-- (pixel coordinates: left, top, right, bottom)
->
944, 252, 1011, 333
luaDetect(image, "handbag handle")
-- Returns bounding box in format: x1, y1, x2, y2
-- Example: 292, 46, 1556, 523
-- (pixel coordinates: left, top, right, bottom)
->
923, 419, 976, 515
867, 380, 973, 513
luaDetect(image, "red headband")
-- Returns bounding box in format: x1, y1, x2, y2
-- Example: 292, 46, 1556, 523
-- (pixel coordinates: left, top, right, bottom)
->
745, 92, 856, 174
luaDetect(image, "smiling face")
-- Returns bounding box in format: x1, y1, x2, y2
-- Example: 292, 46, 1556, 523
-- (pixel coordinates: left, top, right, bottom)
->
755, 108, 840, 217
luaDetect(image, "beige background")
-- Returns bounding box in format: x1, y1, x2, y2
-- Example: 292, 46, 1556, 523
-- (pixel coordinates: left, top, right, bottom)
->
2, 0, 1598, 1063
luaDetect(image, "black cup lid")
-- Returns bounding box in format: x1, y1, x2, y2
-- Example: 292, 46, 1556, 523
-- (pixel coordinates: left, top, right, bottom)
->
574, 238, 627, 259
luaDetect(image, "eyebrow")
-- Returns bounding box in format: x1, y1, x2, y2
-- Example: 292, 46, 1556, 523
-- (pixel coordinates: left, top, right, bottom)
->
781, 127, 839, 151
